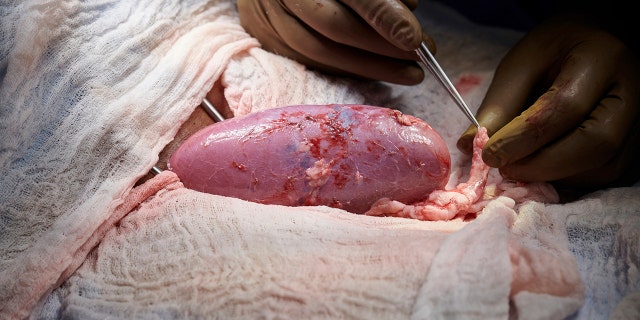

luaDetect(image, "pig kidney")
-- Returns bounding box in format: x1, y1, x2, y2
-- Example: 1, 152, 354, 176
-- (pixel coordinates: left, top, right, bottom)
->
168, 104, 450, 214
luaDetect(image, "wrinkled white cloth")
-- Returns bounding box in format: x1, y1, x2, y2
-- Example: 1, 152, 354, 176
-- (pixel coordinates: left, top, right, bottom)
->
0, 0, 638, 319
36, 171, 583, 319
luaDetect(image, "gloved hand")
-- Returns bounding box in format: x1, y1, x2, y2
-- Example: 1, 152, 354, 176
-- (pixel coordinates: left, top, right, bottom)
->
237, 0, 434, 85
456, 15, 640, 198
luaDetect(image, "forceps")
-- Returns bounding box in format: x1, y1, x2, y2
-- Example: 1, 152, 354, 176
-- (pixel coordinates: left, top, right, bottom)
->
415, 41, 480, 128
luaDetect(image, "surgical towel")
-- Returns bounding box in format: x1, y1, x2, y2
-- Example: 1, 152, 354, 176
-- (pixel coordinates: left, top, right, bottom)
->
36, 171, 584, 319
0, 0, 638, 319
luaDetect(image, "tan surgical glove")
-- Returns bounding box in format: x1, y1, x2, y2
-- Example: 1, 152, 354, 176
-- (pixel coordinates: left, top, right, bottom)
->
237, 0, 434, 85
457, 15, 640, 197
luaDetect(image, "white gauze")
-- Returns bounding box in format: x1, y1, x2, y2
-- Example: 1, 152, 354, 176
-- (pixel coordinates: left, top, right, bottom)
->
0, 0, 258, 318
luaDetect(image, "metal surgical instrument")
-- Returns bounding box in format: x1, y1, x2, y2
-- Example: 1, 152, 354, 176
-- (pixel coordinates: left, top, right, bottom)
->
151, 98, 224, 175
201, 98, 225, 122
415, 41, 480, 128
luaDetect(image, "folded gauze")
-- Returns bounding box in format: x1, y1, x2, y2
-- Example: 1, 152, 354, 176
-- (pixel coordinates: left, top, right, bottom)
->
38, 170, 583, 319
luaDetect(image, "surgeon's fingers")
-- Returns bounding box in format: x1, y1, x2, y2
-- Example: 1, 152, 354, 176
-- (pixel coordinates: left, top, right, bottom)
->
280, 0, 430, 60
498, 92, 639, 182
239, 0, 425, 84
499, 43, 640, 184
552, 116, 640, 193
341, 0, 424, 51
456, 28, 556, 154
482, 33, 630, 169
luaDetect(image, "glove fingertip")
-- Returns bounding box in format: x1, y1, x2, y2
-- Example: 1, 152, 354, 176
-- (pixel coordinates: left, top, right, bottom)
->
404, 63, 426, 83
456, 127, 476, 154
421, 34, 436, 54
482, 142, 506, 168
